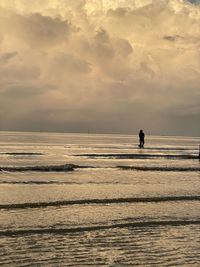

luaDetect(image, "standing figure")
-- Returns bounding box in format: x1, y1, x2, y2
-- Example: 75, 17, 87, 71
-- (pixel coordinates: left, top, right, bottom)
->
139, 130, 145, 148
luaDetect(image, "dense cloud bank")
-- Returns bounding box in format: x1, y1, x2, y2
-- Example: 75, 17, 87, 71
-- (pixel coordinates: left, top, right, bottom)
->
0, 0, 199, 136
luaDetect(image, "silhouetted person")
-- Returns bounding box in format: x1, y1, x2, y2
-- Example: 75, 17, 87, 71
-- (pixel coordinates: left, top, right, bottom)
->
139, 130, 145, 148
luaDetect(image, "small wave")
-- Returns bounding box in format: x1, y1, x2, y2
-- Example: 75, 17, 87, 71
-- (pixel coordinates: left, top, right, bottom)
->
0, 164, 77, 172
76, 153, 198, 160
0, 164, 199, 173
0, 220, 200, 236
0, 181, 122, 185
0, 152, 43, 155
0, 181, 77, 185
118, 165, 200, 172
1, 196, 200, 210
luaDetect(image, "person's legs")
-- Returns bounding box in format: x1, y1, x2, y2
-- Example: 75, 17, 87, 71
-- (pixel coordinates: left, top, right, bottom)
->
141, 139, 144, 147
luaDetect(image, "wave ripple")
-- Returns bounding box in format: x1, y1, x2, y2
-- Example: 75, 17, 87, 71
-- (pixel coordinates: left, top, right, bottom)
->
118, 165, 200, 172
1, 195, 200, 210
76, 153, 199, 159
0, 164, 76, 172
0, 220, 200, 236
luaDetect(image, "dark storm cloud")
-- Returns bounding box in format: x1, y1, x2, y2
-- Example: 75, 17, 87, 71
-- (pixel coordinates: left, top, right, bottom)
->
187, 0, 200, 4
16, 13, 74, 47
0, 52, 18, 62
51, 53, 91, 74
0, 64, 40, 81
1, 85, 45, 98
0, 9, 75, 48
163, 35, 181, 42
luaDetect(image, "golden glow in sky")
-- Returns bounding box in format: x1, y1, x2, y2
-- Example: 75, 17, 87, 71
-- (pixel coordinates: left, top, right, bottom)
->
0, 0, 199, 135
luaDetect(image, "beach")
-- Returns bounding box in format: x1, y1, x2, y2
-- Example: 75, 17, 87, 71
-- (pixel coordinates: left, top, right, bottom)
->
0, 131, 200, 266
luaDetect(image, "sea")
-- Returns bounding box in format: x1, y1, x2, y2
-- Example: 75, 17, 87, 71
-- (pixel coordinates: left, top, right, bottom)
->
0, 131, 199, 266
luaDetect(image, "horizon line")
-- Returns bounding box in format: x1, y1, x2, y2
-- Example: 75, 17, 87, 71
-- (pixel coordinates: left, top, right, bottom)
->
0, 129, 199, 139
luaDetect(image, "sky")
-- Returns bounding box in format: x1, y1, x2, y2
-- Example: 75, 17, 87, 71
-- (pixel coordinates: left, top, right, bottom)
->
0, 0, 199, 136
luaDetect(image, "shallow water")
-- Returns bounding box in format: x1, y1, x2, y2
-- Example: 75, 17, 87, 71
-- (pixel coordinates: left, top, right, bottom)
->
0, 131, 200, 266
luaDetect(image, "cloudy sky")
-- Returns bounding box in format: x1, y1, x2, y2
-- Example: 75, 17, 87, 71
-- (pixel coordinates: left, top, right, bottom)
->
0, 0, 199, 136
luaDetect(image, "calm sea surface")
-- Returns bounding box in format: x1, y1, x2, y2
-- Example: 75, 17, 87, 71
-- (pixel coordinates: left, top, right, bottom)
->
0, 131, 199, 266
